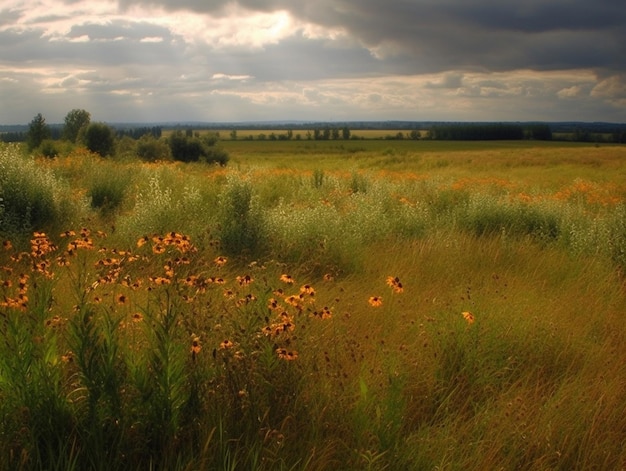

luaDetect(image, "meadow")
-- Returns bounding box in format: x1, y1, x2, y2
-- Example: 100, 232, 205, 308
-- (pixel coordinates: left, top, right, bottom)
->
1, 138, 626, 470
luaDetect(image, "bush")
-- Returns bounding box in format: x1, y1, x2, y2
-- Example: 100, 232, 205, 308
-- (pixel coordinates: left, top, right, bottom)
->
0, 144, 84, 236
87, 165, 132, 214
37, 139, 60, 158
83, 122, 116, 157
136, 135, 172, 162
217, 174, 265, 257
169, 131, 229, 165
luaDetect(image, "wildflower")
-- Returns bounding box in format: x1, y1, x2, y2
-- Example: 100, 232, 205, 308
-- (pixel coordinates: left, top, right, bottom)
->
220, 339, 234, 349
300, 284, 315, 296
276, 348, 298, 361
280, 274, 295, 284
56, 256, 70, 267
116, 294, 127, 305
214, 256, 228, 267
285, 295, 301, 307
268, 298, 280, 310
2, 240, 12, 250
368, 296, 383, 307
237, 274, 253, 286
61, 352, 74, 363
152, 244, 166, 254
386, 276, 404, 293
462, 311, 475, 325
183, 275, 198, 286
314, 306, 332, 320
191, 334, 202, 354
150, 276, 171, 285
60, 230, 76, 238
132, 312, 144, 323
137, 235, 149, 248
323, 273, 334, 282
223, 288, 235, 299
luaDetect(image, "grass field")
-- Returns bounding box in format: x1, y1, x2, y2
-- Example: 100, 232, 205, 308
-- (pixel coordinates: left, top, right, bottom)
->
1, 140, 626, 470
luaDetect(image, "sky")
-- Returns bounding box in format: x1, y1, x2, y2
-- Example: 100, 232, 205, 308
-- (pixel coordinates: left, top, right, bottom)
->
1, 0, 625, 125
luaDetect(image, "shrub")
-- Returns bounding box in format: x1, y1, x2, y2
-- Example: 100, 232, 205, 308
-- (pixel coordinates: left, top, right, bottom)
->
37, 139, 60, 158
0, 144, 84, 236
169, 131, 229, 165
136, 135, 172, 162
83, 122, 116, 157
217, 174, 266, 257
87, 166, 132, 214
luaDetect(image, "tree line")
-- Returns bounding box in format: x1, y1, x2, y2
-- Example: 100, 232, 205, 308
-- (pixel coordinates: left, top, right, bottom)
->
426, 123, 552, 141
5, 110, 228, 165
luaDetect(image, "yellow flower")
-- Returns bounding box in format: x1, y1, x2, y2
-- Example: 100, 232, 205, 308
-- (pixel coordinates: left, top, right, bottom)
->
214, 256, 228, 267
116, 293, 127, 305
276, 348, 298, 361
300, 284, 315, 296
462, 311, 475, 324
386, 276, 404, 293
368, 296, 383, 307
190, 334, 202, 354
315, 306, 332, 320
220, 339, 234, 350
137, 235, 149, 248
237, 274, 253, 286
280, 274, 295, 284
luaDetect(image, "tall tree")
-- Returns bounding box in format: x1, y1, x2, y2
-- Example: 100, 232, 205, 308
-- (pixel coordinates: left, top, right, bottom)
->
83, 122, 115, 157
26, 113, 51, 151
63, 109, 91, 143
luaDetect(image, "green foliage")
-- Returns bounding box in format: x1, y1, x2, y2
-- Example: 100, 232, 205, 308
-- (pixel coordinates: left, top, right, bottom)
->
459, 194, 560, 240
86, 163, 132, 214
217, 174, 266, 256
136, 134, 172, 162
169, 131, 229, 165
38, 139, 60, 159
117, 168, 216, 242
83, 122, 116, 157
0, 144, 83, 236
63, 109, 91, 143
26, 113, 51, 151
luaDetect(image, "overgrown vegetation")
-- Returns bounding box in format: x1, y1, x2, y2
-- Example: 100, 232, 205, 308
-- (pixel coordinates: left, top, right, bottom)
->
1, 140, 626, 470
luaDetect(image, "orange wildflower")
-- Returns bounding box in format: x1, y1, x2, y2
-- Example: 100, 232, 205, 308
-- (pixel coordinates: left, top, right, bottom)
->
368, 296, 383, 307
276, 348, 298, 361
190, 334, 202, 354
462, 311, 475, 325
280, 274, 295, 284
214, 256, 228, 267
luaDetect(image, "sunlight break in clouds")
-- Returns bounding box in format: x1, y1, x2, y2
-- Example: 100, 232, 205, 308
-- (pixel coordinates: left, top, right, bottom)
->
0, 0, 625, 123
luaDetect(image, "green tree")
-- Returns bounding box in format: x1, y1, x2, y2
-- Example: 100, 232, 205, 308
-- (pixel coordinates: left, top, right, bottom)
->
63, 109, 91, 143
137, 135, 171, 162
342, 126, 351, 140
26, 113, 51, 151
83, 122, 116, 157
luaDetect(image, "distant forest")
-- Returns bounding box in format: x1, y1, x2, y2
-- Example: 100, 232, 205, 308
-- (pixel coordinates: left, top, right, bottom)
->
2, 120, 626, 143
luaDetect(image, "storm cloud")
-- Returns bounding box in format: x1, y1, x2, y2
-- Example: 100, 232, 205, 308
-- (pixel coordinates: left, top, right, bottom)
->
0, 0, 624, 123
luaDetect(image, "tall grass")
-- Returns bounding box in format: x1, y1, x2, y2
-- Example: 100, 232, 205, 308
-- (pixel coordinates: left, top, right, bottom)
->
1, 141, 626, 469
0, 144, 86, 237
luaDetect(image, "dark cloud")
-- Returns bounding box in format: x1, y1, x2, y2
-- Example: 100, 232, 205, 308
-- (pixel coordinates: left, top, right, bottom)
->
117, 0, 626, 74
